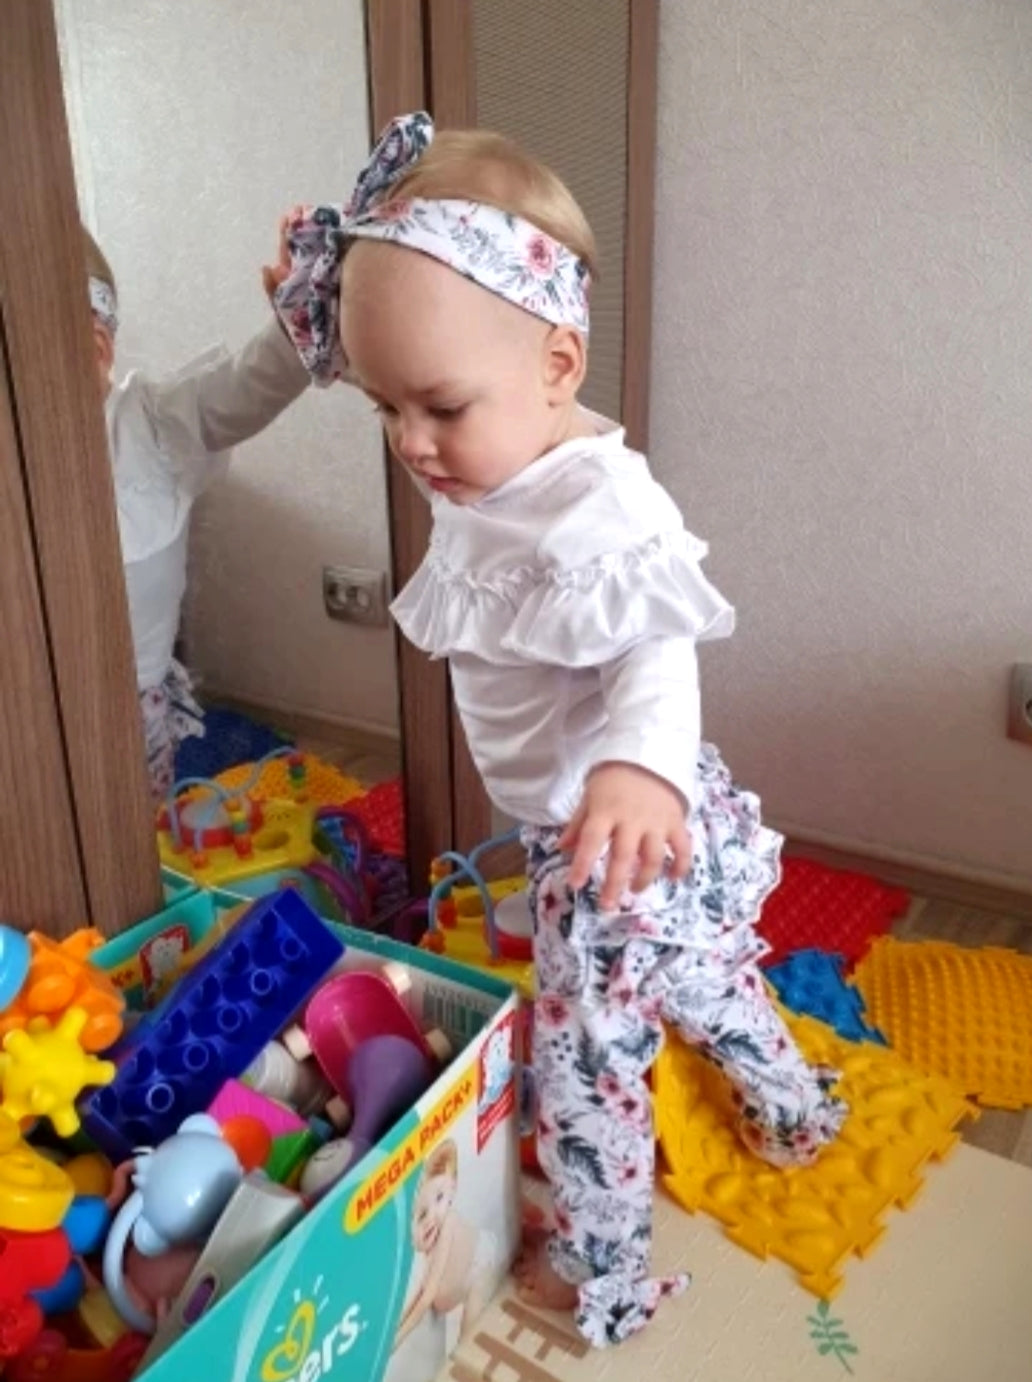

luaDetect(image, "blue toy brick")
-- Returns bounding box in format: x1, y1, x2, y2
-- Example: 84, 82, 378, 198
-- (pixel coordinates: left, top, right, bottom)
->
80, 891, 344, 1162
766, 948, 887, 1045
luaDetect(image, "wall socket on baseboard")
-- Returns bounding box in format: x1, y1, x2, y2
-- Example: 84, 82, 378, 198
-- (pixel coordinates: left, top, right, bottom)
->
1007, 663, 1032, 746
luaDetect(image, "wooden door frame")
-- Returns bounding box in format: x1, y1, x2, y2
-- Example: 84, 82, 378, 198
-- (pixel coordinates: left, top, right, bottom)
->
407, 0, 661, 854
0, 0, 162, 935
365, 0, 495, 873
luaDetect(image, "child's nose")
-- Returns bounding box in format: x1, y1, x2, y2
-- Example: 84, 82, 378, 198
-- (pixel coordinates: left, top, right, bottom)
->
394, 416, 436, 467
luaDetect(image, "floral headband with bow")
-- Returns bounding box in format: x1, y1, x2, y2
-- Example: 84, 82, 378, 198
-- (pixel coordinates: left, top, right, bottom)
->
273, 112, 591, 386
89, 276, 118, 338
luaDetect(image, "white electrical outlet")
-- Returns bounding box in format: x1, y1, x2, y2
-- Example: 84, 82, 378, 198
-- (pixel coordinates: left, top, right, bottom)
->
322, 566, 389, 627
1007, 663, 1032, 746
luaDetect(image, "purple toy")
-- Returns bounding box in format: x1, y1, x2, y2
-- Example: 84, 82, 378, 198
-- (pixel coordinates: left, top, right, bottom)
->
299, 1034, 435, 1199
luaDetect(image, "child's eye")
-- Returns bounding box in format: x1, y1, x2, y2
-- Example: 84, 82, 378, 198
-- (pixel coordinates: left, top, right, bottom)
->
429, 404, 467, 421
373, 402, 399, 419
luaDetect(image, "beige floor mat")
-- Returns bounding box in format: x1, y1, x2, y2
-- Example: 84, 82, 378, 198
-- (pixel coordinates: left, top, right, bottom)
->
438, 1145, 1032, 1382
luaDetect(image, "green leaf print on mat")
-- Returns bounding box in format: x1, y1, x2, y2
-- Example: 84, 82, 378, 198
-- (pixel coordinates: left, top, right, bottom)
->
808, 1299, 859, 1373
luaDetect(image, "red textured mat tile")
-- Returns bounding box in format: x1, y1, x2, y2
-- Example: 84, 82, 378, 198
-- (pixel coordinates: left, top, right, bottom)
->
347, 777, 405, 858
758, 859, 909, 968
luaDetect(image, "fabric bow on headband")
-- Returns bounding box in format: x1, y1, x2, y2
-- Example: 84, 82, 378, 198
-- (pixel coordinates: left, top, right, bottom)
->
273, 111, 591, 386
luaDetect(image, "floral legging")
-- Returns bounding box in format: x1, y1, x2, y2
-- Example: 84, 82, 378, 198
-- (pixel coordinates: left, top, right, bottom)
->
139, 658, 205, 803
525, 800, 847, 1348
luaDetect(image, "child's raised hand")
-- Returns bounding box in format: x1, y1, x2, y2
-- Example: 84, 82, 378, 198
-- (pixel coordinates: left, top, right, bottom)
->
261, 205, 305, 302
559, 763, 692, 911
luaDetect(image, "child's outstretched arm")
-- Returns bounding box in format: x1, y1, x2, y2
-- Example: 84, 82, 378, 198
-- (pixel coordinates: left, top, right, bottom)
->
139, 216, 311, 482
560, 635, 699, 909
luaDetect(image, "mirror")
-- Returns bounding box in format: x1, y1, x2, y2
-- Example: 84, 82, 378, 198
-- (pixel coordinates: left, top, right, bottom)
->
54, 0, 406, 913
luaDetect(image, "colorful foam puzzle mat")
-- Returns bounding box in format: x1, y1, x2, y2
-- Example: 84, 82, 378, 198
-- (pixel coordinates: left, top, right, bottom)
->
766, 949, 886, 1045
757, 858, 909, 967
174, 708, 293, 781
853, 936, 1032, 1109
654, 1011, 974, 1298
214, 753, 365, 810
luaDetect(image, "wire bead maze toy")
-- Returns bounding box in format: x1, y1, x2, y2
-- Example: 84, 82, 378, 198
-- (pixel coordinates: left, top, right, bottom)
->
406, 828, 533, 967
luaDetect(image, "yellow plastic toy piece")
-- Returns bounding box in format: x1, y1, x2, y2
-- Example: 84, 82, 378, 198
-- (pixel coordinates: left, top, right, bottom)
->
654, 1011, 975, 1299
853, 937, 1032, 1109
422, 874, 534, 998
0, 929, 124, 1054
0, 1109, 75, 1232
215, 753, 364, 809
63, 1151, 114, 1198
158, 796, 319, 889
0, 1008, 116, 1138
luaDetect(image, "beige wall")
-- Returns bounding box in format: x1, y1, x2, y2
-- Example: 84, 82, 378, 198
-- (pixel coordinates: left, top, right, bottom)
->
651, 1, 1032, 884
56, 0, 398, 736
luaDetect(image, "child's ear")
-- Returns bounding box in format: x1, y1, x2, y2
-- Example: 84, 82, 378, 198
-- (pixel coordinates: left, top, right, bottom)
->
93, 321, 115, 376
542, 325, 587, 404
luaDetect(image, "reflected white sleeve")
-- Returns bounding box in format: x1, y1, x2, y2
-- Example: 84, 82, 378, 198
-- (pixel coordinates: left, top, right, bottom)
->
591, 635, 701, 808
145, 318, 310, 482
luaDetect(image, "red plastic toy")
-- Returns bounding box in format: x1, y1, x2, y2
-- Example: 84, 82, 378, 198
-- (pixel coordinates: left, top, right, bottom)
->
6, 1327, 147, 1382
0, 1225, 71, 1358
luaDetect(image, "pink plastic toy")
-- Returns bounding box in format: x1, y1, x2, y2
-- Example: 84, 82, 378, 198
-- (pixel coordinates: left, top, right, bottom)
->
207, 1080, 306, 1141
301, 966, 444, 1094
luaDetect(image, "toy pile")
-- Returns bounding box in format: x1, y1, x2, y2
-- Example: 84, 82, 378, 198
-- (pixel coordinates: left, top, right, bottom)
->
0, 893, 451, 1379
157, 749, 409, 933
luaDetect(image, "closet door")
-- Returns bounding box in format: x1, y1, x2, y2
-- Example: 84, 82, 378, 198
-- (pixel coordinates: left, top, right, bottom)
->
0, 0, 162, 935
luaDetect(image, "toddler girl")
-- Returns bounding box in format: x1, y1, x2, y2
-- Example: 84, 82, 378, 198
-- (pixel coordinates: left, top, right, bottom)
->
84, 228, 309, 800
270, 113, 846, 1348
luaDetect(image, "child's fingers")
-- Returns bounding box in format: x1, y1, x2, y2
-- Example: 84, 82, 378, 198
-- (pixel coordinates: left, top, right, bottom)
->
567, 817, 610, 892
631, 831, 667, 894
599, 825, 639, 910
556, 802, 586, 854
669, 824, 693, 880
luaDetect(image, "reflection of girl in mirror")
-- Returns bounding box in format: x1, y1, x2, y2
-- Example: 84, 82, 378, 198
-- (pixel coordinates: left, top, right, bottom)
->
269, 115, 847, 1349
84, 229, 309, 801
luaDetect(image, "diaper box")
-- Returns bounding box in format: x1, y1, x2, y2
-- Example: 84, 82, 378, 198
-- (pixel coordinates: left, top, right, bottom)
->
92, 905, 521, 1382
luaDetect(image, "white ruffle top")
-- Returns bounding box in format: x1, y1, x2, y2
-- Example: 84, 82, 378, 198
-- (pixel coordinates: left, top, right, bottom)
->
107, 319, 307, 691
391, 416, 735, 826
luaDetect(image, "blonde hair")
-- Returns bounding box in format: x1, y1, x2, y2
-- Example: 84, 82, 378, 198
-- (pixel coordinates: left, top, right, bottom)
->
392, 130, 598, 279
422, 1138, 458, 1183
82, 225, 117, 296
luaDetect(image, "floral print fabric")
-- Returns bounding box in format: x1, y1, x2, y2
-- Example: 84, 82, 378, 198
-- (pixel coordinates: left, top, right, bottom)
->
89, 276, 119, 338
273, 112, 591, 386
140, 658, 204, 802
524, 745, 848, 1348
